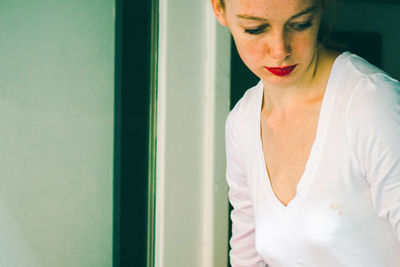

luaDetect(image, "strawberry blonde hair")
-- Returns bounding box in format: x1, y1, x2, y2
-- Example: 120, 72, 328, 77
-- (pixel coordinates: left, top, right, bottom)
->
218, 0, 333, 10
217, 0, 336, 44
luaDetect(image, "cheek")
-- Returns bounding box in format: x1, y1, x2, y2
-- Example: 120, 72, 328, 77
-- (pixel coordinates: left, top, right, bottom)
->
234, 36, 267, 67
291, 33, 318, 56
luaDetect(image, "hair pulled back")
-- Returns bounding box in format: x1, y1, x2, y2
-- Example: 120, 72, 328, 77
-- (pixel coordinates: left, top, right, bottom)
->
218, 0, 334, 10
217, 0, 336, 45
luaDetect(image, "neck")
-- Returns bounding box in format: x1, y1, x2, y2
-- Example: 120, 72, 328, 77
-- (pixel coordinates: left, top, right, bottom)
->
262, 45, 327, 115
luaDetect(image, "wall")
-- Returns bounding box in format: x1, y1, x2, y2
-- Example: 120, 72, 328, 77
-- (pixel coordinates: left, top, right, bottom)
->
0, 1, 114, 266
156, 0, 231, 266
330, 1, 400, 79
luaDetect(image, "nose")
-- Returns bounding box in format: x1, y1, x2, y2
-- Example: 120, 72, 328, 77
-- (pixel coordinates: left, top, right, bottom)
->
267, 29, 291, 62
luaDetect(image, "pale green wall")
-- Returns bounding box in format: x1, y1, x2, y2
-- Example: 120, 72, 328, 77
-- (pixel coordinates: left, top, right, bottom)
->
0, 1, 114, 266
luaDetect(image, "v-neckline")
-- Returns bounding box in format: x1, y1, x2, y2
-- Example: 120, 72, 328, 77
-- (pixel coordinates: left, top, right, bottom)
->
256, 52, 348, 213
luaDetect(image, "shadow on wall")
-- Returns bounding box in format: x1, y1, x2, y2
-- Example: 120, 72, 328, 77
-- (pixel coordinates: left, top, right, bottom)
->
325, 0, 400, 79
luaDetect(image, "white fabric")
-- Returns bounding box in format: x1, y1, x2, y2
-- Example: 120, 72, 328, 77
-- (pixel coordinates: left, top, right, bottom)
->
225, 52, 400, 267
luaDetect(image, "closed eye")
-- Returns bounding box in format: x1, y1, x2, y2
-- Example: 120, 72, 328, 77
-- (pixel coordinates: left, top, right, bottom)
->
244, 25, 268, 35
290, 21, 313, 31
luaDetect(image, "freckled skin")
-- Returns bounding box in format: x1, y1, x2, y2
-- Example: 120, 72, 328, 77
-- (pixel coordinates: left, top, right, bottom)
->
212, 0, 339, 206
213, 0, 325, 88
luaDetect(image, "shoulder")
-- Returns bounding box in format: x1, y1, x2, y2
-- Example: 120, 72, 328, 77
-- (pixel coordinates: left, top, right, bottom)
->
330, 53, 400, 174
343, 52, 387, 77
341, 53, 400, 122
327, 52, 400, 119
225, 81, 262, 134
341, 53, 400, 153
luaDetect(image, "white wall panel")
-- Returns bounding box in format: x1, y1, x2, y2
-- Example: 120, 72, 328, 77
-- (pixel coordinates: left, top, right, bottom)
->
156, 0, 231, 266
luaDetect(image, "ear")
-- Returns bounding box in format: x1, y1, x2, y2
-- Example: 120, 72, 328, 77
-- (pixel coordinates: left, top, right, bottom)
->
211, 0, 227, 26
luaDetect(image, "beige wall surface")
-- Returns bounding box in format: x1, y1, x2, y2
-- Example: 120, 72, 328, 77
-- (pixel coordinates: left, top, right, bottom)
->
0, 1, 114, 266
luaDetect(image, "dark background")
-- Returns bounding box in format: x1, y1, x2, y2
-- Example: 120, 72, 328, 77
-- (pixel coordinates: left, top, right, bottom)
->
113, 0, 153, 266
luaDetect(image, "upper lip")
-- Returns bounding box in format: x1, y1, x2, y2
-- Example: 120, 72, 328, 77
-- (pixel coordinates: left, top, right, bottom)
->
266, 64, 297, 70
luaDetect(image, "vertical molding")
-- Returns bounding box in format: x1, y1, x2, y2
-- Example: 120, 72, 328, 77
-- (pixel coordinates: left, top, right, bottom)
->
201, 3, 217, 267
212, 17, 232, 267
204, 7, 232, 267
155, 1, 230, 266
202, 4, 231, 267
147, 0, 159, 266
114, 0, 152, 266
155, 0, 167, 265
113, 0, 122, 266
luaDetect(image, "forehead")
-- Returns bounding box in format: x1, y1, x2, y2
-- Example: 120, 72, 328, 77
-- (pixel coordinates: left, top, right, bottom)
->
226, 0, 320, 19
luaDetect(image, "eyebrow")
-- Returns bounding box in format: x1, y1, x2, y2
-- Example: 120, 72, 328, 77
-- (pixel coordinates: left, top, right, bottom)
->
237, 6, 317, 21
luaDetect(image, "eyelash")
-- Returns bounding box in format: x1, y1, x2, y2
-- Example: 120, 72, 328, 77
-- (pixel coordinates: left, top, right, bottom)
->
244, 21, 313, 35
244, 26, 267, 35
291, 21, 313, 31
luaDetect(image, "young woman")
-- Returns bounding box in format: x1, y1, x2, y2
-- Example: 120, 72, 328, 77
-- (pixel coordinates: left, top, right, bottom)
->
211, 0, 400, 266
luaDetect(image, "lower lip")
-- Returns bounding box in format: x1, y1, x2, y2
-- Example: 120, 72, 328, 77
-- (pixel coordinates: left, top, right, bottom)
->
265, 64, 298, 76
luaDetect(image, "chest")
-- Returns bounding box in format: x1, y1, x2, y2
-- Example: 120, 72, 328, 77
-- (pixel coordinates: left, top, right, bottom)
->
253, 194, 395, 267
260, 106, 321, 206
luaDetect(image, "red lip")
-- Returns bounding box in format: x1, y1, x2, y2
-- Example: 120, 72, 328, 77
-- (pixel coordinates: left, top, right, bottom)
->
265, 64, 298, 76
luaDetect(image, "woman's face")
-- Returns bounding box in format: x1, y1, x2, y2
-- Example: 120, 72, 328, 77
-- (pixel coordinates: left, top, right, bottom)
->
213, 0, 325, 87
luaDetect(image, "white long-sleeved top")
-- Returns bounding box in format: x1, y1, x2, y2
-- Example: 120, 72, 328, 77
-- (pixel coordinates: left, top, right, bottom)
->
225, 52, 400, 267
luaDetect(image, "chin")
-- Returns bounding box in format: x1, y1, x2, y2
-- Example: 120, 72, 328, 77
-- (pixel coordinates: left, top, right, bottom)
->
261, 73, 299, 87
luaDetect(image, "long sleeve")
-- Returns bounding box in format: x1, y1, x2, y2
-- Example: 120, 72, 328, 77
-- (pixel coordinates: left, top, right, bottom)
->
346, 74, 400, 242
225, 112, 266, 267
